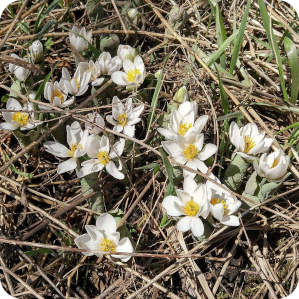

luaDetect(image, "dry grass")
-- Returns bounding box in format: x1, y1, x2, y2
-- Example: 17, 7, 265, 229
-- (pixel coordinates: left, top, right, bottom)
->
1, 0, 299, 298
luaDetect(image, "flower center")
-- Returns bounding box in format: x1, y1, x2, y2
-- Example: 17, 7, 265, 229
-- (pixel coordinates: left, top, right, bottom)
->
97, 151, 110, 165
75, 77, 81, 89
184, 199, 200, 216
11, 112, 29, 126
271, 158, 279, 168
118, 113, 128, 126
211, 198, 228, 212
67, 143, 82, 157
184, 144, 199, 160
178, 123, 192, 136
99, 238, 116, 252
243, 136, 255, 153
51, 89, 65, 104
127, 68, 141, 82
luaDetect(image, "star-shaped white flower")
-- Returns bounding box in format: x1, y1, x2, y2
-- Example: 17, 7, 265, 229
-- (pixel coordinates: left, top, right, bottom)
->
0, 98, 41, 131
206, 174, 241, 226
253, 150, 290, 182
85, 112, 105, 135
229, 122, 274, 162
158, 101, 208, 141
162, 176, 210, 237
111, 56, 145, 88
44, 121, 89, 174
75, 213, 134, 262
97, 52, 122, 76
78, 135, 125, 179
162, 132, 218, 177
78, 60, 104, 87
106, 96, 144, 137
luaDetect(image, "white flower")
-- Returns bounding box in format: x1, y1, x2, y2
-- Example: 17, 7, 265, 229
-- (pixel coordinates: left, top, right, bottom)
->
62, 66, 92, 97
78, 135, 125, 180
75, 213, 134, 262
117, 44, 137, 61
69, 26, 92, 52
253, 150, 290, 182
162, 132, 218, 177
173, 86, 189, 103
206, 174, 241, 226
229, 122, 274, 162
78, 60, 104, 87
0, 98, 41, 131
41, 80, 72, 109
111, 56, 145, 88
85, 112, 105, 135
9, 54, 30, 82
158, 101, 208, 141
106, 96, 144, 137
161, 176, 210, 237
29, 41, 43, 62
97, 52, 122, 76
44, 121, 89, 174
127, 8, 140, 25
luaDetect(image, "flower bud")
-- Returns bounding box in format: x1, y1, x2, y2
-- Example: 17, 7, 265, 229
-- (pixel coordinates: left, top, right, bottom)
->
29, 41, 43, 63
173, 86, 189, 104
155, 69, 162, 79
127, 8, 140, 25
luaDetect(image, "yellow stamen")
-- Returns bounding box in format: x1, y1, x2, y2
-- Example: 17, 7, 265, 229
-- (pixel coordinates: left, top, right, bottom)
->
118, 113, 128, 126
11, 112, 29, 126
51, 89, 65, 104
211, 198, 228, 211
184, 144, 199, 160
97, 151, 110, 165
75, 78, 81, 89
67, 143, 82, 157
271, 159, 279, 168
99, 238, 116, 252
127, 68, 141, 82
244, 136, 255, 153
178, 123, 192, 136
184, 199, 200, 216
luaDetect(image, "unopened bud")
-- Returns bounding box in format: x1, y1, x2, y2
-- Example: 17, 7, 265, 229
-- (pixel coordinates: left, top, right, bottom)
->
127, 8, 140, 25
173, 86, 189, 104
29, 41, 43, 63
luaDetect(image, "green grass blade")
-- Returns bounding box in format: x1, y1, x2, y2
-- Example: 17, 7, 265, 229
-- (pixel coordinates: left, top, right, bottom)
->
215, 4, 227, 68
34, 4, 46, 34
229, 0, 251, 74
284, 34, 299, 104
215, 64, 229, 114
258, 0, 289, 102
206, 29, 239, 67
159, 148, 173, 186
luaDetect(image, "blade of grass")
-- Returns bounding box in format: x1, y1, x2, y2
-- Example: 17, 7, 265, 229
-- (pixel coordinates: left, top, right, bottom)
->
284, 34, 299, 104
258, 0, 289, 102
159, 148, 173, 186
229, 0, 251, 74
215, 64, 229, 114
215, 4, 227, 68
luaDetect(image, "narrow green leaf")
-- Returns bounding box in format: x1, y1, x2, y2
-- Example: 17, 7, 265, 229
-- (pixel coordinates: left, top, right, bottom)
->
17, 22, 30, 34
35, 64, 58, 101
38, 19, 57, 35
34, 4, 46, 34
215, 4, 227, 68
215, 65, 229, 114
284, 34, 299, 104
229, 0, 251, 74
135, 163, 159, 170
159, 148, 173, 186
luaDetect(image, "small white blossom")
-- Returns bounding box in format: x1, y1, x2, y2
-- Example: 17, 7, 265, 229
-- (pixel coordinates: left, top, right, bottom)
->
69, 26, 92, 52
162, 132, 218, 177
85, 112, 105, 135
253, 150, 290, 182
44, 121, 89, 174
229, 122, 274, 162
41, 80, 72, 109
158, 101, 208, 141
0, 98, 41, 131
97, 52, 122, 76
29, 41, 43, 62
78, 60, 104, 87
111, 56, 145, 88
206, 174, 241, 226
78, 135, 125, 180
162, 176, 210, 237
75, 213, 134, 262
106, 96, 144, 137
9, 54, 30, 82
62, 66, 92, 97
117, 44, 137, 61
127, 8, 140, 25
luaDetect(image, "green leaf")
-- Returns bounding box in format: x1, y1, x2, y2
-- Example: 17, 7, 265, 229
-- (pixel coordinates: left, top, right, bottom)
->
258, 0, 289, 102
215, 64, 229, 115
159, 148, 173, 186
1, 95, 9, 103
86, 0, 105, 25
216, 110, 243, 121
35, 63, 58, 101
229, 0, 251, 74
284, 34, 299, 104
38, 19, 57, 35
44, 38, 54, 49
34, 4, 46, 34
289, 126, 299, 146
17, 22, 30, 34
206, 29, 239, 67
215, 4, 227, 68
135, 163, 159, 170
